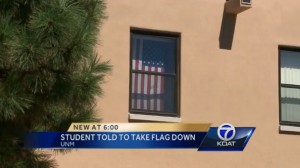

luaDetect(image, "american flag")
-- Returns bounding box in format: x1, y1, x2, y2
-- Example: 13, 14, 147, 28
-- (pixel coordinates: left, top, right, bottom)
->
131, 38, 165, 112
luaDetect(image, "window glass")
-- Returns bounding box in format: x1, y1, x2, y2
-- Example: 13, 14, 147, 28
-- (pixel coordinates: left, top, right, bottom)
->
130, 31, 179, 116
280, 49, 300, 124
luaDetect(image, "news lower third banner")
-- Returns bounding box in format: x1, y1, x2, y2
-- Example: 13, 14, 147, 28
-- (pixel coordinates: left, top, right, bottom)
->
23, 123, 255, 151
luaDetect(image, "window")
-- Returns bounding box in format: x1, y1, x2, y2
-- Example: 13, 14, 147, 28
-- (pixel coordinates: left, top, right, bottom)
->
280, 47, 300, 126
129, 29, 180, 117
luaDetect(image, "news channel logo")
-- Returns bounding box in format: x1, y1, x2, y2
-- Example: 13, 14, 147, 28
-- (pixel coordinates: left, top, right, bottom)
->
217, 123, 236, 141
216, 123, 236, 146
198, 123, 256, 151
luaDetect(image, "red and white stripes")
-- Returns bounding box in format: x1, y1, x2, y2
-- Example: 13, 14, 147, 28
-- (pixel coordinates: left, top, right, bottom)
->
131, 59, 164, 112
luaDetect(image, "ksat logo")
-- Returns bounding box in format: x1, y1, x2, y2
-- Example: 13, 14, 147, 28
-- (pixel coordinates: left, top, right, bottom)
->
217, 123, 236, 147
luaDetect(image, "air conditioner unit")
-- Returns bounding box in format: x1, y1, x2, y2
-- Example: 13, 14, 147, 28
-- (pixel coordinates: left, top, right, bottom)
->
225, 0, 252, 14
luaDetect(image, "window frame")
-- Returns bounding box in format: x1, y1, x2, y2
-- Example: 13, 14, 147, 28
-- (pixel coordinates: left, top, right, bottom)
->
279, 46, 300, 127
129, 27, 181, 118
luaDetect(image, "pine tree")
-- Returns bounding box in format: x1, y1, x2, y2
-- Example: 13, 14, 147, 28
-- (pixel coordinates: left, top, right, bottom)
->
0, 0, 111, 167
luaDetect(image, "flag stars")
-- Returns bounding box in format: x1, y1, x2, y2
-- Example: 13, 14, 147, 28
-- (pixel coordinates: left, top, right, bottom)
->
140, 60, 164, 67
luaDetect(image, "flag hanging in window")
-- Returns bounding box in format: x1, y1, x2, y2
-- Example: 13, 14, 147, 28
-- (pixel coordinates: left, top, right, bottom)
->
131, 38, 165, 112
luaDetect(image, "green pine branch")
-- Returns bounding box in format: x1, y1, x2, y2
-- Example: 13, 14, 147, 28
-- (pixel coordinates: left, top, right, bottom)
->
0, 0, 110, 167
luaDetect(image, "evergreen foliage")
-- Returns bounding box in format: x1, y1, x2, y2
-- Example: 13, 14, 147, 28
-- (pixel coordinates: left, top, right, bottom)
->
0, 0, 110, 167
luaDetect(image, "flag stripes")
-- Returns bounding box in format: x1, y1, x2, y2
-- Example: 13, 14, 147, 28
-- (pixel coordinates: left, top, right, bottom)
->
131, 38, 165, 112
